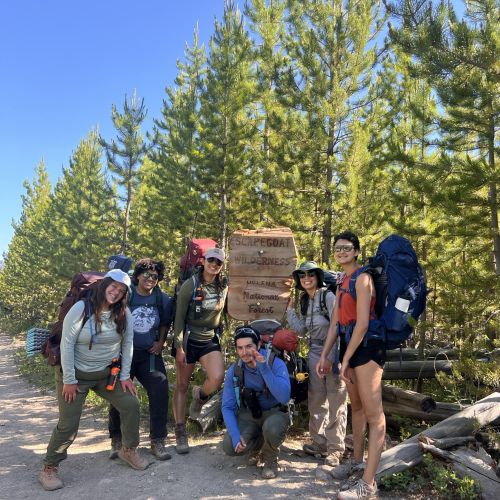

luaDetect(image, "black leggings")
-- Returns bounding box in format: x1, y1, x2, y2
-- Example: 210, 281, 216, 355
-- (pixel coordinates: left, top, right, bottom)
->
109, 349, 168, 440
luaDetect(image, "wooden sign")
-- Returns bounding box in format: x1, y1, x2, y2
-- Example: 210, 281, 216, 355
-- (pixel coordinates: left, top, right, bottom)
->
227, 228, 297, 320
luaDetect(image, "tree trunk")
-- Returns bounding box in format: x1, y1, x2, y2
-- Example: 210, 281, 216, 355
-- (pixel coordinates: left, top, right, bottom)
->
382, 360, 452, 380
382, 384, 436, 412
488, 109, 500, 275
373, 392, 500, 480
382, 400, 461, 422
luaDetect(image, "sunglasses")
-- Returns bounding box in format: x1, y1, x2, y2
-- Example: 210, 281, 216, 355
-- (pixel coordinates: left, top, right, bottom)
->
297, 271, 317, 279
142, 271, 159, 280
207, 257, 223, 266
334, 244, 354, 253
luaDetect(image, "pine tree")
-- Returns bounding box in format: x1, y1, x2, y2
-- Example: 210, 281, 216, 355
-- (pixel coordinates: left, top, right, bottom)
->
277, 0, 387, 265
49, 129, 121, 284
387, 0, 500, 274
0, 162, 54, 330
244, 0, 294, 227
100, 91, 150, 253
142, 27, 209, 259
198, 0, 260, 248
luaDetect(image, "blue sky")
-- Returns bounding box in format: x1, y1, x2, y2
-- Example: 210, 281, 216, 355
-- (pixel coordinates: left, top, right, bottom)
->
0, 0, 225, 257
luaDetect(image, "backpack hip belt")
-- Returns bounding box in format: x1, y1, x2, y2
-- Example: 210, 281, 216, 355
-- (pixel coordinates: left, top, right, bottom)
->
309, 338, 325, 347
337, 323, 355, 345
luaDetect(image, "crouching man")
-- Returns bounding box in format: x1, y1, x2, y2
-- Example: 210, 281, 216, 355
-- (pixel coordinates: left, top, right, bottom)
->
222, 326, 291, 479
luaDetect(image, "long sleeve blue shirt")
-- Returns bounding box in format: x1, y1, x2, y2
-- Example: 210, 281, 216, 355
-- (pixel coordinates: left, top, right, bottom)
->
222, 348, 291, 449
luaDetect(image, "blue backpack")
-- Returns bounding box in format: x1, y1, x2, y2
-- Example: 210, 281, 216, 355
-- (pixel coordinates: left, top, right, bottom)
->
339, 234, 427, 349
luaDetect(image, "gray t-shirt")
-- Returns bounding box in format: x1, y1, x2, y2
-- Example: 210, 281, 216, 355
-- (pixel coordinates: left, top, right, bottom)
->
129, 287, 173, 350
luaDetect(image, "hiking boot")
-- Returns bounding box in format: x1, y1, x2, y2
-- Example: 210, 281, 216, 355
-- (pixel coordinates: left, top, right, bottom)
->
150, 439, 172, 461
38, 465, 63, 491
189, 385, 207, 419
303, 441, 327, 457
338, 478, 378, 499
261, 459, 279, 479
246, 449, 260, 466
118, 447, 150, 470
324, 451, 343, 467
329, 457, 362, 480
109, 436, 122, 460
175, 425, 190, 454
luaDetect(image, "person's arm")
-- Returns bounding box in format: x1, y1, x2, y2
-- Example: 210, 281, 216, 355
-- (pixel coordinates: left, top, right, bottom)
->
316, 291, 340, 376
120, 308, 134, 381
256, 354, 291, 405
286, 303, 307, 336
173, 279, 193, 348
221, 365, 241, 449
325, 291, 336, 357
149, 292, 172, 354
339, 273, 373, 382
60, 301, 86, 385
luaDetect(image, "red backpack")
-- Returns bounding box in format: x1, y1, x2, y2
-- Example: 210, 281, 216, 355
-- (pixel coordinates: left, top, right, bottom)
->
178, 239, 218, 282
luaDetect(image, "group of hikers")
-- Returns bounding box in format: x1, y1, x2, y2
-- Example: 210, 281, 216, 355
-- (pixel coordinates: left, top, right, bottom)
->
39, 231, 384, 500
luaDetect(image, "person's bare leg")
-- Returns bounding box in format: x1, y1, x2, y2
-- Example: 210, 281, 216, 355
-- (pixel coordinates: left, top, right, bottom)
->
198, 350, 225, 396
354, 361, 385, 486
173, 361, 195, 424
345, 369, 366, 463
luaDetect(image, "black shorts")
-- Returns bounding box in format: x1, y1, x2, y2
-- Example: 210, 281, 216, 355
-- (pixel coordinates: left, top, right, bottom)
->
339, 336, 386, 368
185, 337, 221, 364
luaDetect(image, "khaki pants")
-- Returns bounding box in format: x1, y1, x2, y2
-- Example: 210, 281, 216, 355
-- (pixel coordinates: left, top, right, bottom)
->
44, 366, 140, 466
222, 407, 290, 462
308, 351, 347, 454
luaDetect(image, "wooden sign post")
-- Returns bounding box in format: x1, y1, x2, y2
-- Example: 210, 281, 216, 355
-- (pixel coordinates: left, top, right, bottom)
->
227, 228, 298, 321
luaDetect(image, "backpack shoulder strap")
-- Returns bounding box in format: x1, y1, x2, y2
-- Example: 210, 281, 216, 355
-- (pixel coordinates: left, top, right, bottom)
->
191, 274, 201, 300
154, 286, 163, 308
344, 267, 368, 302
320, 289, 331, 321
268, 350, 276, 368
128, 284, 136, 307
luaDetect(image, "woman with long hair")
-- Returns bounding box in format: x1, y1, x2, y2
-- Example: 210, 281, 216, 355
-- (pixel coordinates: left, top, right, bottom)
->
172, 247, 228, 454
317, 232, 386, 500
39, 270, 147, 492
287, 261, 347, 470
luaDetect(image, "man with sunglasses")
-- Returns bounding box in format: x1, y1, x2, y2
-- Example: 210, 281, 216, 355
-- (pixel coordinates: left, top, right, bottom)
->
222, 326, 291, 479
108, 258, 174, 462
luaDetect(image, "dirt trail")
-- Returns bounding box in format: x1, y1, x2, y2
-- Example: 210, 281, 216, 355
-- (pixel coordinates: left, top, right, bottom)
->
0, 331, 350, 500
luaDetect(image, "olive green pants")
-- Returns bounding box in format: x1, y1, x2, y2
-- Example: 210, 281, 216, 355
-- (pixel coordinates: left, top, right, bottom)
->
44, 367, 140, 466
222, 407, 290, 462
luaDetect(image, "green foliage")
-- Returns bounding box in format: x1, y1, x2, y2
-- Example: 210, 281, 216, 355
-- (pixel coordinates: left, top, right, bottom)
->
100, 91, 150, 253
381, 453, 480, 499
422, 453, 479, 499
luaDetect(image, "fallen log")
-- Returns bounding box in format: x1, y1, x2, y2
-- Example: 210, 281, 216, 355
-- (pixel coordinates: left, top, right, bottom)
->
373, 392, 500, 480
419, 439, 500, 499
382, 401, 461, 422
382, 401, 462, 423
382, 384, 436, 412
382, 360, 453, 380
429, 436, 476, 450
190, 391, 223, 432
385, 349, 419, 361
